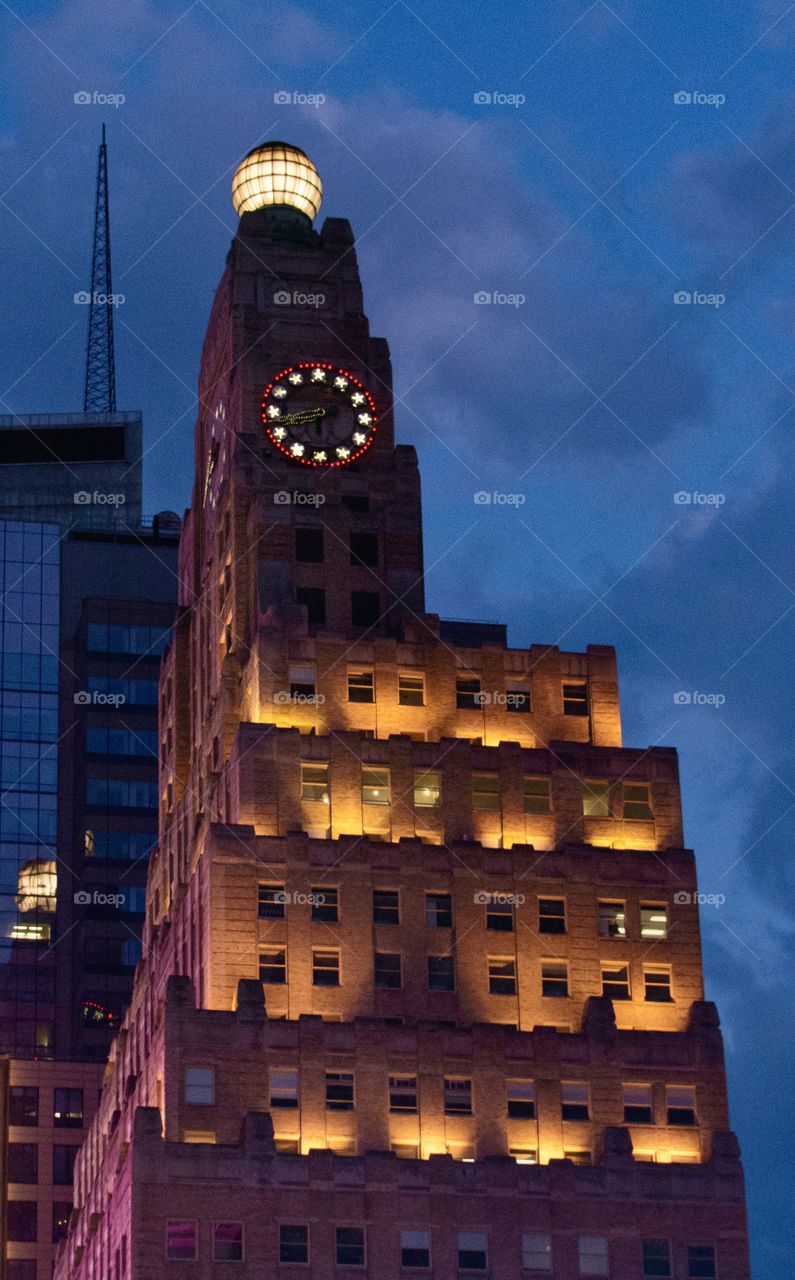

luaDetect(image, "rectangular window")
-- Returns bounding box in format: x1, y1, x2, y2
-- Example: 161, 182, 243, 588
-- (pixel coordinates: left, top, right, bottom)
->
507, 684, 531, 712
485, 896, 514, 931
389, 1075, 418, 1112
348, 670, 374, 703
259, 947, 287, 984
598, 900, 626, 938
213, 1222, 244, 1262
507, 1080, 536, 1120
301, 763, 329, 804
269, 1069, 298, 1110
336, 1226, 366, 1267
312, 949, 340, 987
687, 1245, 717, 1278
289, 664, 317, 700
644, 968, 673, 1002
184, 1066, 215, 1105
401, 1229, 431, 1268
326, 1072, 354, 1111
488, 956, 517, 995
444, 1077, 472, 1115
523, 776, 551, 814
642, 1239, 672, 1277
258, 883, 286, 919
362, 767, 390, 805
7, 1143, 38, 1183
458, 1231, 487, 1271
53, 1088, 83, 1128
399, 673, 425, 706
295, 527, 324, 562
350, 531, 379, 567
7, 1201, 37, 1242
279, 1224, 309, 1264
541, 961, 569, 998
52, 1144, 78, 1185
579, 1236, 608, 1276
623, 1084, 653, 1124
311, 885, 338, 922
166, 1221, 197, 1261
472, 773, 500, 811
351, 590, 380, 628
561, 1082, 590, 1121
373, 889, 400, 924
374, 951, 402, 989
8, 1261, 38, 1280
563, 682, 589, 716
414, 769, 441, 807
582, 779, 610, 817
426, 891, 452, 928
52, 1202, 72, 1244
601, 963, 631, 1001
8, 1086, 38, 1126
624, 782, 653, 819
522, 1233, 552, 1271
538, 898, 566, 934
667, 1085, 696, 1126
296, 587, 325, 626
428, 953, 455, 991
640, 903, 668, 940
456, 675, 482, 709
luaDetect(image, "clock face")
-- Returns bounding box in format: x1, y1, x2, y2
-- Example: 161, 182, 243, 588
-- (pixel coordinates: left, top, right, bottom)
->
261, 362, 378, 467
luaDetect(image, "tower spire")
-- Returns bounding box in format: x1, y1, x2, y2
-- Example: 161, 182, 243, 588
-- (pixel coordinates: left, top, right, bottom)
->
83, 123, 117, 414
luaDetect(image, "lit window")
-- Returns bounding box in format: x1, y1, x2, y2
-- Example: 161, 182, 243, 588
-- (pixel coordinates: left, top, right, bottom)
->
348, 670, 374, 703
472, 773, 500, 811
279, 1224, 309, 1264
389, 1075, 418, 1112
259, 947, 287, 984
579, 1235, 608, 1276
488, 956, 517, 995
269, 1069, 298, 1109
642, 1239, 672, 1277
326, 1072, 354, 1111
598, 900, 626, 938
623, 1084, 653, 1124
258, 883, 286, 919
667, 1085, 696, 1126
373, 889, 400, 924
399, 673, 425, 706
624, 782, 653, 820
541, 961, 568, 998
166, 1221, 197, 1261
401, 1229, 431, 1268
640, 903, 668, 940
213, 1222, 243, 1262
538, 898, 566, 934
456, 676, 482, 710
601, 963, 631, 1001
582, 779, 609, 816
312, 949, 340, 987
426, 891, 453, 928
444, 1077, 472, 1115
687, 1245, 717, 1278
184, 1066, 215, 1105
523, 776, 551, 814
522, 1233, 552, 1271
53, 1088, 83, 1128
414, 770, 441, 807
458, 1231, 487, 1272
301, 764, 329, 803
374, 952, 402, 989
336, 1226, 366, 1267
507, 1080, 535, 1119
644, 969, 673, 1002
288, 663, 316, 700
428, 954, 455, 991
362, 767, 389, 805
563, 682, 588, 715
561, 1082, 590, 1121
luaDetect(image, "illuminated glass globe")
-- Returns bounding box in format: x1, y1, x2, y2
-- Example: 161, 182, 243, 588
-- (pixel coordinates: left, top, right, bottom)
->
231, 142, 323, 221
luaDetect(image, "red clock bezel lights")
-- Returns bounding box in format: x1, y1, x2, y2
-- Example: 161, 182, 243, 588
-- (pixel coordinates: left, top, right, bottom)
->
261, 362, 378, 468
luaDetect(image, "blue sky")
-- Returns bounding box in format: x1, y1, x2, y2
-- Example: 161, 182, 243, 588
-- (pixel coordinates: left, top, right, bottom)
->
0, 1, 792, 1273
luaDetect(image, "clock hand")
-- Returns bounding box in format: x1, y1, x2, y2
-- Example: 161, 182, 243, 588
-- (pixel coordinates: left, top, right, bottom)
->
279, 407, 326, 426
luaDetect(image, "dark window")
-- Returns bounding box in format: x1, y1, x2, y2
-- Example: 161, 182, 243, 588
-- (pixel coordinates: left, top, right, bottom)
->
523, 777, 551, 814
399, 673, 425, 706
458, 1232, 487, 1271
279, 1224, 309, 1264
350, 531, 378, 567
507, 1081, 535, 1119
623, 1085, 653, 1125
258, 884, 286, 919
538, 898, 566, 934
428, 954, 455, 991
166, 1221, 197, 1261
351, 590, 380, 627
642, 1239, 672, 1277
624, 782, 653, 820
667, 1087, 696, 1126
389, 1075, 418, 1112
336, 1226, 365, 1266
295, 527, 324, 562
7, 1143, 38, 1183
8, 1261, 37, 1280
269, 1070, 299, 1109
342, 493, 370, 513
456, 676, 482, 710
562, 682, 589, 715
485, 897, 514, 931
53, 1144, 79, 1185
312, 950, 340, 986
311, 886, 338, 922
401, 1230, 431, 1268
8, 1086, 38, 1126
426, 892, 453, 928
488, 957, 516, 995
259, 948, 287, 984
602, 964, 631, 1001
7, 1200, 37, 1242
561, 1083, 590, 1122
296, 586, 326, 626
373, 889, 399, 925
541, 961, 568, 998
444, 1078, 472, 1115
348, 670, 374, 702
645, 969, 673, 1002
53, 1088, 83, 1128
506, 686, 531, 712
213, 1222, 243, 1261
374, 952, 402, 989
53, 1201, 72, 1244
687, 1245, 717, 1278
326, 1072, 354, 1111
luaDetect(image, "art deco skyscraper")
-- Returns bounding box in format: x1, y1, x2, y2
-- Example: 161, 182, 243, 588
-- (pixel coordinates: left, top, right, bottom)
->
54, 142, 751, 1280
